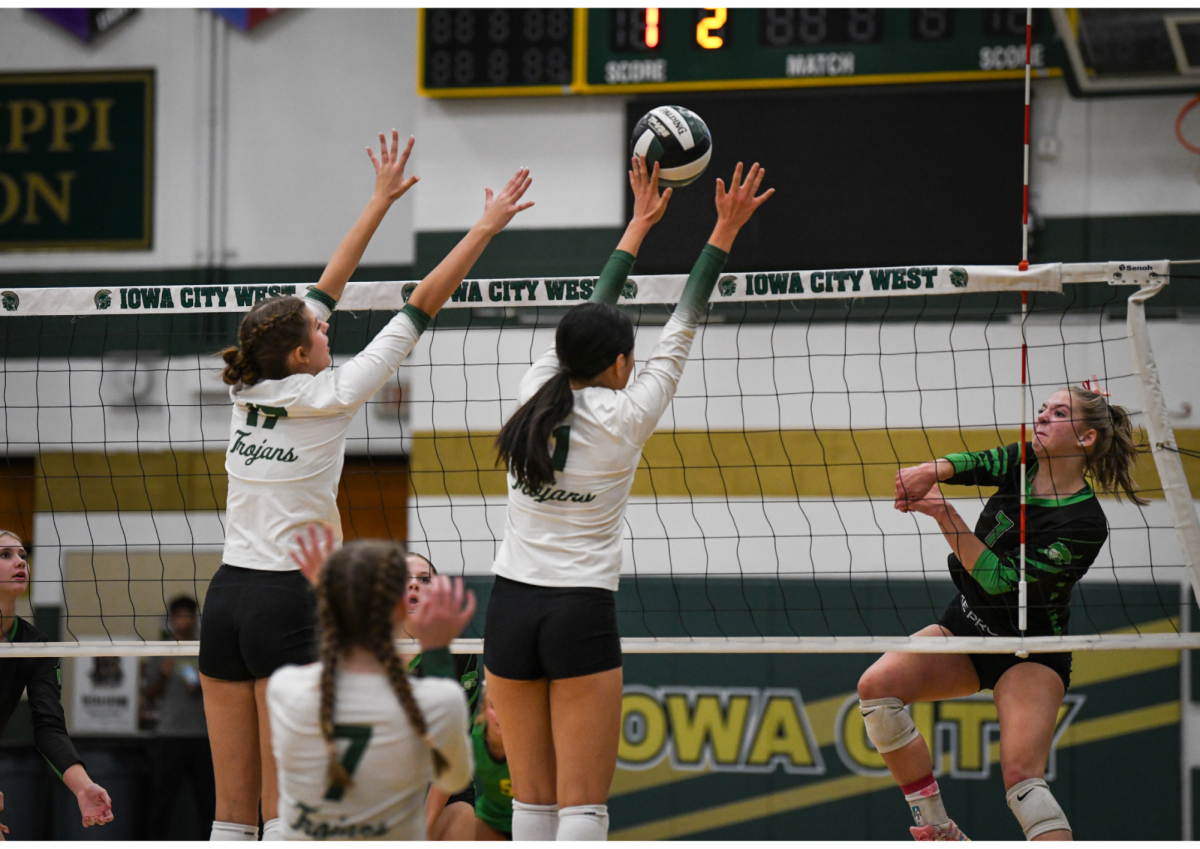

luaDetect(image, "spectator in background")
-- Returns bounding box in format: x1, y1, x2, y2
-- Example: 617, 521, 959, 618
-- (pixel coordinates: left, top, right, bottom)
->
142, 596, 214, 840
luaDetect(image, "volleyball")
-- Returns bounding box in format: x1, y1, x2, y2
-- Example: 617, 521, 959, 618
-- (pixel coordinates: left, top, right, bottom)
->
630, 105, 712, 188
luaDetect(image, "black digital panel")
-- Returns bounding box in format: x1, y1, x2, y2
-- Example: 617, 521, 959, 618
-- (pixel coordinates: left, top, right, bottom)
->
609, 8, 657, 52
981, 8, 1032, 38
909, 9, 955, 42
422, 8, 573, 90
758, 9, 885, 48
623, 83, 1026, 273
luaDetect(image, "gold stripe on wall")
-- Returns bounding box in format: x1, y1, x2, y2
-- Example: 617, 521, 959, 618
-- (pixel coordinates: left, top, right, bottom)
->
36, 451, 228, 512
34, 427, 1199, 509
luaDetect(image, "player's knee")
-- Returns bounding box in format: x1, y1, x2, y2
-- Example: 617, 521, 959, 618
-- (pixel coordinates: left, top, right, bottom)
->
1002, 759, 1043, 792
858, 696, 920, 754
1006, 778, 1071, 841
857, 665, 893, 701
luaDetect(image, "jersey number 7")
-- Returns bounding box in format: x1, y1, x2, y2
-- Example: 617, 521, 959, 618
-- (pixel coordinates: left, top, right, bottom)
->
323, 724, 373, 802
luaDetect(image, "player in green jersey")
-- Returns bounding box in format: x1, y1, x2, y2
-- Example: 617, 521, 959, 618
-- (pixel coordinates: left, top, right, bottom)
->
471, 681, 513, 840
858, 385, 1144, 842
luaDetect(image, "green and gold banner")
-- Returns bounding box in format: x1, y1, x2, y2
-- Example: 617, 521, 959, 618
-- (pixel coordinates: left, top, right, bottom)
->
0, 70, 153, 251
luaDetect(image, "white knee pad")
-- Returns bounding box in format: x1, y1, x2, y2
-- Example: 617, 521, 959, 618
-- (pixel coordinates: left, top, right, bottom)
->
1006, 778, 1071, 840
860, 697, 920, 754
557, 805, 609, 841
512, 801, 559, 841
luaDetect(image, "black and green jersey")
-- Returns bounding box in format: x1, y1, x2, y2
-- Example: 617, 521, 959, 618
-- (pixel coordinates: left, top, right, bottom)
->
409, 653, 481, 718
471, 722, 512, 834
942, 442, 1108, 637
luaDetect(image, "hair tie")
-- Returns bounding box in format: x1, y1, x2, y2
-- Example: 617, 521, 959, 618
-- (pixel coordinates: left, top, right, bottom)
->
1081, 375, 1111, 398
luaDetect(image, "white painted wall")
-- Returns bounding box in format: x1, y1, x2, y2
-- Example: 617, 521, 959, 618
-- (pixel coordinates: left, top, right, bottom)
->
0, 8, 418, 271
1031, 78, 1200, 218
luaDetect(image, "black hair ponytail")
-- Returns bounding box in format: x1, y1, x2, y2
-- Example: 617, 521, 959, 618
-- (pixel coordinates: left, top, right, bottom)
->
496, 302, 634, 490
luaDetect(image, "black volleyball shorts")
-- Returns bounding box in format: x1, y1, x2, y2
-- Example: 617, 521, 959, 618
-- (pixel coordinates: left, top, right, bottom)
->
937, 594, 1072, 692
198, 564, 319, 681
483, 575, 622, 681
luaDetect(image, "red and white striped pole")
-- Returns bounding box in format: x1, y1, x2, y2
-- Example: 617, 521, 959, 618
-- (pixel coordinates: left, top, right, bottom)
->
1018, 7, 1033, 640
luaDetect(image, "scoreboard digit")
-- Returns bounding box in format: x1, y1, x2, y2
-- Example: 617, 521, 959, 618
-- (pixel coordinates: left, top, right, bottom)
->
418, 8, 576, 97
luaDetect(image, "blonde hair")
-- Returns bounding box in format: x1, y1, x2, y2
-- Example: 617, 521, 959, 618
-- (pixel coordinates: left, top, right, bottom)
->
0, 530, 23, 545
1066, 386, 1148, 505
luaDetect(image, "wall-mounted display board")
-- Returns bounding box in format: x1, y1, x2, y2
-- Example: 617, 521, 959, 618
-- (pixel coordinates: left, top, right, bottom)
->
0, 70, 153, 251
418, 8, 1065, 97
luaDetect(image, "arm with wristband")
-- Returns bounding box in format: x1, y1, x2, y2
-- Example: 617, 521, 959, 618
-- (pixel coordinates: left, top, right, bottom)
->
622, 162, 774, 443
589, 156, 673, 306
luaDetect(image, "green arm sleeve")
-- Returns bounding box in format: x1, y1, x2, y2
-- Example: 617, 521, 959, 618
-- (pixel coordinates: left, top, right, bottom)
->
673, 244, 730, 327
419, 647, 456, 679
942, 444, 1019, 488
589, 250, 637, 306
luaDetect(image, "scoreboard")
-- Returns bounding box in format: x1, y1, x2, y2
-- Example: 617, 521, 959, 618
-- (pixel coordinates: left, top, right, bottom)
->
417, 8, 1066, 97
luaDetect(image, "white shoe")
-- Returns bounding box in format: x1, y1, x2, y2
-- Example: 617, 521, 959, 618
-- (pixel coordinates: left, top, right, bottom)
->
910, 820, 970, 841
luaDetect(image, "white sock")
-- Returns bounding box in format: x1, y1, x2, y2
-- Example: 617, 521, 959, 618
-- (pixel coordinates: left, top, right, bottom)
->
557, 805, 609, 841
260, 817, 285, 840
210, 821, 258, 841
904, 781, 950, 828
512, 800, 559, 841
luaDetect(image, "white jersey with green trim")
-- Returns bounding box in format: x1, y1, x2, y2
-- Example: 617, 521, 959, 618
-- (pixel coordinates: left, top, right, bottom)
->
221, 297, 424, 571
268, 663, 473, 841
492, 316, 697, 592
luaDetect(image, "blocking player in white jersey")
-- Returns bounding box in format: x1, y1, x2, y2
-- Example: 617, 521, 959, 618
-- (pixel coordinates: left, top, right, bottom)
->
268, 537, 477, 840
485, 157, 773, 841
199, 129, 533, 841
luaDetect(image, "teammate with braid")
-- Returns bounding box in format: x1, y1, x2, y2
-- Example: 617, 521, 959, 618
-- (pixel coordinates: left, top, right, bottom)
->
201, 129, 533, 841
268, 538, 477, 839
858, 385, 1144, 841
486, 157, 773, 841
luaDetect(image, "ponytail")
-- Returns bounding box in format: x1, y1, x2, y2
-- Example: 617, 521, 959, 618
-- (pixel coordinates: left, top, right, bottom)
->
317, 540, 449, 785
221, 296, 311, 386
496, 302, 634, 491
1068, 386, 1149, 505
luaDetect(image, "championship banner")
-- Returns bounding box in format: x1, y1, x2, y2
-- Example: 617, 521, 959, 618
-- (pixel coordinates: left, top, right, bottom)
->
0, 263, 1070, 317
0, 70, 153, 252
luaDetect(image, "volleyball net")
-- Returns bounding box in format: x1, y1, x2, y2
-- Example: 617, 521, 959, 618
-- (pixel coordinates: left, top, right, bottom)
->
1, 259, 1198, 657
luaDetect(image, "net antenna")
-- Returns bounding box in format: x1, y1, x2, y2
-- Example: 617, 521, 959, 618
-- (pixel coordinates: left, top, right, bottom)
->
1018, 6, 1033, 647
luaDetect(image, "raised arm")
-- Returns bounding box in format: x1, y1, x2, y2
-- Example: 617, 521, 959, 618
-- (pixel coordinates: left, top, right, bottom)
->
310, 130, 419, 310
673, 162, 774, 326
591, 156, 673, 306
406, 169, 534, 319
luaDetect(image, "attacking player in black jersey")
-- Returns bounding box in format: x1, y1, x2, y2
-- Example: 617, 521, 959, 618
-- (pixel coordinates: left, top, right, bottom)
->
857, 385, 1145, 842
0, 531, 115, 834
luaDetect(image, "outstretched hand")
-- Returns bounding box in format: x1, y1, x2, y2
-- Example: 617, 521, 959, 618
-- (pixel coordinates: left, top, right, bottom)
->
406, 575, 476, 651
477, 168, 535, 236
290, 523, 336, 586
715, 162, 774, 231
629, 155, 672, 229
77, 783, 114, 828
366, 130, 419, 204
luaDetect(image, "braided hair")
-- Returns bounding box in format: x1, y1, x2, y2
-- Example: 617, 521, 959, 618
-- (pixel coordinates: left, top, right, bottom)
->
317, 540, 449, 797
1067, 385, 1148, 505
221, 296, 312, 386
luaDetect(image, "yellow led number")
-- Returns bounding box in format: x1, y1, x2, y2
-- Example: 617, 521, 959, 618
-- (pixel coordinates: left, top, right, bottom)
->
696, 8, 727, 49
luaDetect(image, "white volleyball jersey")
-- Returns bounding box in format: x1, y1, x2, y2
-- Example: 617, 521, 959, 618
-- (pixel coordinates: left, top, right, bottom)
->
268, 663, 472, 841
221, 300, 424, 571
492, 316, 696, 592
